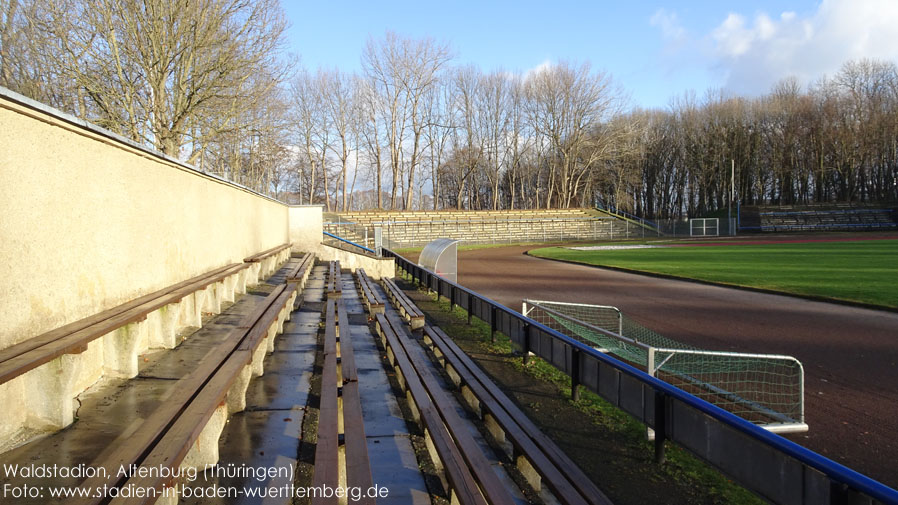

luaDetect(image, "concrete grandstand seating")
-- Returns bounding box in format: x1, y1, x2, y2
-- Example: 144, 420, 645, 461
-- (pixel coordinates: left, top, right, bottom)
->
740, 203, 898, 232
326, 208, 632, 247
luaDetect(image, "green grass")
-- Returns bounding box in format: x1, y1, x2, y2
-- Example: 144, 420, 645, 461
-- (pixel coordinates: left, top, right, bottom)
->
529, 239, 898, 308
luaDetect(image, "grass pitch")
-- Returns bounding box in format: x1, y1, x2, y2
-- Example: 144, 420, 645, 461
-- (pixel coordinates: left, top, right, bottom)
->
529, 239, 898, 309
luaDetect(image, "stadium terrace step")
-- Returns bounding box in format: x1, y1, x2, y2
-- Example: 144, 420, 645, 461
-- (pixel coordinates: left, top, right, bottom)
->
381, 278, 424, 329
243, 242, 293, 281
327, 209, 627, 247
748, 204, 897, 232
0, 249, 294, 450
0, 258, 304, 504
421, 325, 613, 505
356, 268, 385, 314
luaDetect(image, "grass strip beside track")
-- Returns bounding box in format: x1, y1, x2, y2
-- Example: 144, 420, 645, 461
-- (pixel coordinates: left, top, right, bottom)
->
529, 239, 898, 309
399, 280, 763, 505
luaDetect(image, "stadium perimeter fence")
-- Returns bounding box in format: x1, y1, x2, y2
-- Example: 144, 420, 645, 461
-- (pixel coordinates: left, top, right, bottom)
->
522, 299, 805, 432
383, 248, 898, 505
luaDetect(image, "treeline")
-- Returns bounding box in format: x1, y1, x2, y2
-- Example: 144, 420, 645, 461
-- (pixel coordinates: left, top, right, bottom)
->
3, 1, 897, 216
626, 61, 898, 219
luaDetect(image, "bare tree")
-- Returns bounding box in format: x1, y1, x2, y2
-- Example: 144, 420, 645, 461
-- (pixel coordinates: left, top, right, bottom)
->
524, 61, 623, 208
40, 0, 290, 158
362, 31, 451, 209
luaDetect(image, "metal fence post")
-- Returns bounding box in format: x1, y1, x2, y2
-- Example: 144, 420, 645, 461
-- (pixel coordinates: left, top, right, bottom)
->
522, 323, 531, 365
654, 392, 667, 464
467, 294, 473, 324
490, 306, 497, 343
571, 348, 581, 401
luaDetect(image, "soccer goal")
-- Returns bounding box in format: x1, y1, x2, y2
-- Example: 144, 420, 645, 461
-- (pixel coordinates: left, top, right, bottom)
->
690, 217, 719, 237
522, 299, 807, 433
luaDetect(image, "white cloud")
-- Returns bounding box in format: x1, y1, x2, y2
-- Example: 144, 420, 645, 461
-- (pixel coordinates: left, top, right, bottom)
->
650, 8, 686, 42
524, 59, 553, 79
654, 0, 898, 97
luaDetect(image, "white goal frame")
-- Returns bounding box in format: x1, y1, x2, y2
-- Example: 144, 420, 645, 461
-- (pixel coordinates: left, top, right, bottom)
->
690, 217, 719, 237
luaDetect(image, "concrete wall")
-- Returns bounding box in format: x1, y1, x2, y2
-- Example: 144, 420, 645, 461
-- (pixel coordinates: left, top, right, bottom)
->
0, 91, 290, 350
288, 205, 325, 254
317, 245, 396, 280
287, 205, 394, 279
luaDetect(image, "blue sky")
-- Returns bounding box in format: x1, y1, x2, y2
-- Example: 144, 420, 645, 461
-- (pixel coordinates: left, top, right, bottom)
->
283, 0, 898, 110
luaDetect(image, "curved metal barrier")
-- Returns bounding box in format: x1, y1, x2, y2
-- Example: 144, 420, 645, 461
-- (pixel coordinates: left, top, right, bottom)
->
384, 248, 898, 505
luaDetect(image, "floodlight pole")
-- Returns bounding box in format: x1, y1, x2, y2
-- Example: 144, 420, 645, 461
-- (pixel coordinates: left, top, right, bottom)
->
729, 159, 735, 236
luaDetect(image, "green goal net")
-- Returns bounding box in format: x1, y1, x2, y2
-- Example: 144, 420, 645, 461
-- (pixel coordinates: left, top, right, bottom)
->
523, 300, 806, 431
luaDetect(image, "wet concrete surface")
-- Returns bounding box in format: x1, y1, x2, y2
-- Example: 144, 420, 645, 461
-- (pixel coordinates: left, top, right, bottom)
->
0, 258, 565, 504
372, 282, 531, 505
181, 266, 323, 505
340, 273, 431, 505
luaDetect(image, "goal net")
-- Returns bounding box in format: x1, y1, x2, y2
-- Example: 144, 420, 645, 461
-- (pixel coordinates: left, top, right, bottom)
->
523, 299, 806, 432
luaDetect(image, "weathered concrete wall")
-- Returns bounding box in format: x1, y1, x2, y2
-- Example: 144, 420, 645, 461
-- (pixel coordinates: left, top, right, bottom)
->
0, 91, 291, 350
287, 205, 394, 278
288, 205, 324, 254
317, 244, 396, 280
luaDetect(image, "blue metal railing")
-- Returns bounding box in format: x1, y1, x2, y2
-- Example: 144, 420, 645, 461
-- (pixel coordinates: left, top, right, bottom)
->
595, 204, 661, 231
385, 248, 898, 505
322, 231, 376, 255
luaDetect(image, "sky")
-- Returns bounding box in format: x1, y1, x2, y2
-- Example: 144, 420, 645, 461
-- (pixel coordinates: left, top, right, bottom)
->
282, 0, 898, 110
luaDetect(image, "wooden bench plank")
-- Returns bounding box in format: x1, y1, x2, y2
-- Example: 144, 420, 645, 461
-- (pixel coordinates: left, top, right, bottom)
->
381, 278, 424, 329
239, 285, 295, 352
243, 242, 292, 263
355, 269, 385, 315
341, 381, 374, 504
337, 299, 358, 383
374, 313, 488, 505
71, 286, 291, 505
287, 252, 315, 283
313, 351, 340, 504
0, 262, 252, 385
313, 297, 340, 504
0, 263, 240, 365
424, 326, 612, 505
109, 351, 252, 505
334, 297, 373, 501
326, 261, 343, 298
382, 314, 515, 505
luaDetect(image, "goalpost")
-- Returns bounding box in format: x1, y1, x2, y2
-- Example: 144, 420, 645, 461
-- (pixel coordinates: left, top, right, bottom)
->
522, 299, 807, 433
690, 217, 719, 237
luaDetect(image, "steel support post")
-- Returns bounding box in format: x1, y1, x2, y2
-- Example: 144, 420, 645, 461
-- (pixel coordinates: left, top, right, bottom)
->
654, 392, 667, 464
522, 323, 531, 365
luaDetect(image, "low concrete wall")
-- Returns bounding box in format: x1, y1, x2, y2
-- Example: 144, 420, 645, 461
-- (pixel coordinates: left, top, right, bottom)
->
287, 205, 394, 279
0, 90, 291, 351
289, 205, 325, 254
317, 244, 396, 280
